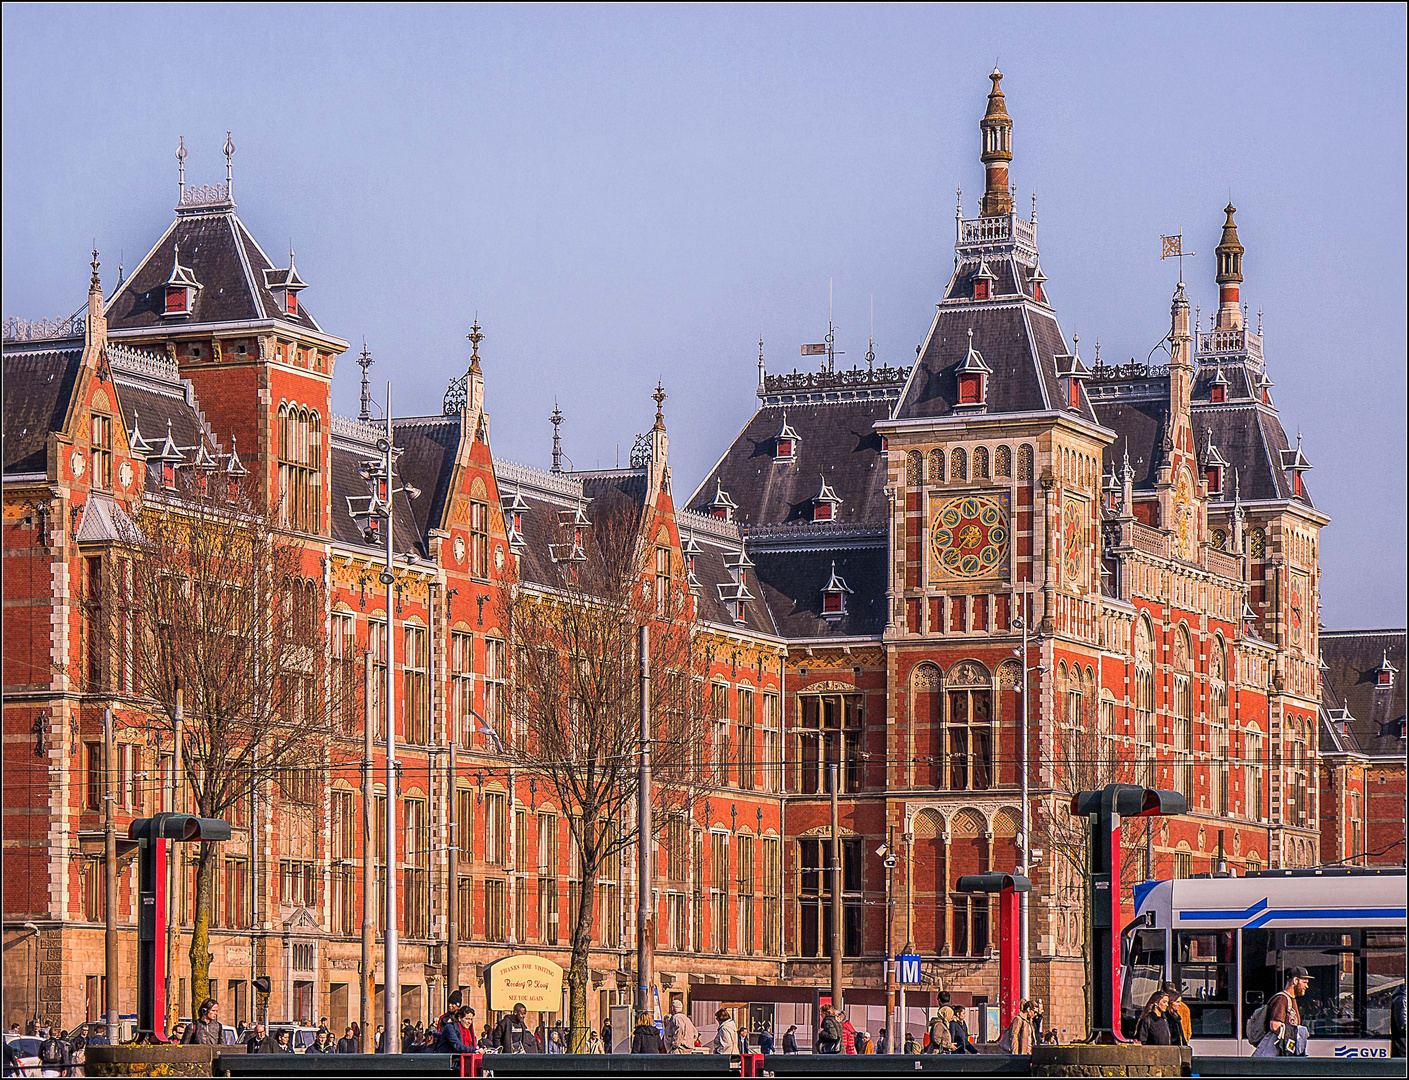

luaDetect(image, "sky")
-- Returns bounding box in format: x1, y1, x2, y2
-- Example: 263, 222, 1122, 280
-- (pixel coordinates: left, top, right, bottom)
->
3, 4, 1405, 629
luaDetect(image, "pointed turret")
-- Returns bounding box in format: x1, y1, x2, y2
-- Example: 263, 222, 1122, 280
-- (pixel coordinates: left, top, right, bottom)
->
979, 68, 1014, 218
1214, 203, 1245, 330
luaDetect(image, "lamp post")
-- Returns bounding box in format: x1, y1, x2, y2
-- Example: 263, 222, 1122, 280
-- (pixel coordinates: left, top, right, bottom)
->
636, 625, 654, 1018
104, 708, 119, 1040
361, 652, 376, 1052
1011, 600, 1032, 1004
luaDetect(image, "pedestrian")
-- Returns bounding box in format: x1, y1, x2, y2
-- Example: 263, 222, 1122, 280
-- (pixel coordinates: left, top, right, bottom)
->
782, 1024, 799, 1054
435, 1007, 471, 1053
664, 999, 698, 1054
857, 1029, 873, 1054
816, 1004, 842, 1055
1254, 967, 1309, 1057
491, 1003, 536, 1054
460, 1009, 478, 1053
243, 1023, 266, 1054
587, 1028, 605, 1054
601, 1020, 612, 1053
875, 1027, 887, 1055
335, 1026, 354, 1053
926, 995, 955, 1053
946, 998, 978, 1055
1162, 983, 1190, 1047
38, 1028, 67, 1076
373, 1025, 384, 1052
1135, 990, 1172, 1046
273, 1030, 294, 1054
631, 1012, 664, 1054
756, 1021, 775, 1055
999, 1000, 1038, 1055
903, 1031, 920, 1054
181, 999, 222, 1046
712, 1009, 738, 1055
308, 1030, 334, 1054
841, 1013, 857, 1054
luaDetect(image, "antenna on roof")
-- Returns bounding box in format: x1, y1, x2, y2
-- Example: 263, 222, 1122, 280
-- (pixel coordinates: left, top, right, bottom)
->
866, 295, 875, 371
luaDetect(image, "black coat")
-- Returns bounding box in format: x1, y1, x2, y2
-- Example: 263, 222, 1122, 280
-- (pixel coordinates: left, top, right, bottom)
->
1135, 1013, 1171, 1046
631, 1023, 665, 1054
782, 1030, 799, 1053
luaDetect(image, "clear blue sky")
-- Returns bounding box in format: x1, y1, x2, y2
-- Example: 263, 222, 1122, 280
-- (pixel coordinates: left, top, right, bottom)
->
4, 4, 1405, 629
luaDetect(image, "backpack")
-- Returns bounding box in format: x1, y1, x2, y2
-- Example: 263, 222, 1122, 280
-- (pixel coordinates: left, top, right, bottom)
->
1246, 991, 1288, 1044
929, 1012, 956, 1053
40, 1036, 65, 1065
997, 1015, 1019, 1053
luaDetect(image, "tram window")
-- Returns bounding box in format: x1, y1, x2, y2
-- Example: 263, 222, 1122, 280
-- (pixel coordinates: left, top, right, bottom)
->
1364, 930, 1406, 1038
1279, 931, 1358, 1038
1173, 931, 1235, 1036
1123, 929, 1167, 1020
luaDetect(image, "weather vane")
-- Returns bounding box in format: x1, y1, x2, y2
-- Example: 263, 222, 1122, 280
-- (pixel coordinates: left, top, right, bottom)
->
1160, 229, 1196, 282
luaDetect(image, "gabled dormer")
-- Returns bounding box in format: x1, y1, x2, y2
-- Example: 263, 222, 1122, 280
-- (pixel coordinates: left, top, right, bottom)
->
1031, 262, 1048, 305
263, 251, 308, 319
707, 480, 738, 522
954, 328, 992, 411
718, 547, 756, 622
152, 419, 186, 489
1280, 433, 1312, 500
972, 259, 997, 301
162, 244, 201, 318
820, 560, 852, 619
1374, 650, 1397, 690
127, 411, 154, 457
1201, 430, 1229, 495
811, 476, 840, 522
551, 502, 590, 561
774, 412, 800, 461
1055, 336, 1090, 411
1255, 370, 1274, 405
1209, 366, 1229, 403
502, 487, 529, 547
681, 532, 703, 593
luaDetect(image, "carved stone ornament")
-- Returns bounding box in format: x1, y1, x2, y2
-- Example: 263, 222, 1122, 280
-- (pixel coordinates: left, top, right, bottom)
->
947, 660, 990, 686
212, 339, 222, 363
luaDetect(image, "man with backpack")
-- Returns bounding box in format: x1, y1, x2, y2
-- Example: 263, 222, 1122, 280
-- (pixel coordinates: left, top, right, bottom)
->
1247, 967, 1310, 1056
37, 1028, 67, 1076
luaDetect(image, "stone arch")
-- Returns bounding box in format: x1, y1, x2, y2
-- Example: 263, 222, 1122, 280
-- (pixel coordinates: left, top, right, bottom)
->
995, 444, 1012, 478
951, 446, 968, 482
906, 450, 923, 487
911, 808, 946, 956
928, 448, 945, 485
973, 446, 990, 480
1017, 444, 1034, 482
911, 663, 944, 789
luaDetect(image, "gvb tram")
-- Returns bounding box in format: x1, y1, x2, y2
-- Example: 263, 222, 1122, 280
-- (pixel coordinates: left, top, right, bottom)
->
1121, 868, 1406, 1058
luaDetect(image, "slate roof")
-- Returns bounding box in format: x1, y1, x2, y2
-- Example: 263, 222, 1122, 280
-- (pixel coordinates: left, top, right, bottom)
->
105, 207, 324, 334
329, 428, 424, 557
1319, 630, 1407, 757
493, 459, 589, 591
943, 254, 1046, 304
750, 544, 887, 638
1089, 391, 1313, 506
894, 305, 1098, 425
676, 510, 777, 636
2, 337, 84, 474
687, 399, 890, 528
393, 416, 462, 540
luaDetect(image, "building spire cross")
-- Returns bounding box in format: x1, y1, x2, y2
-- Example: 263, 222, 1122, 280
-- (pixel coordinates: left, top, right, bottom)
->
176, 135, 187, 195
550, 403, 564, 474
652, 380, 668, 430
223, 131, 235, 200
467, 318, 484, 373
357, 342, 375, 422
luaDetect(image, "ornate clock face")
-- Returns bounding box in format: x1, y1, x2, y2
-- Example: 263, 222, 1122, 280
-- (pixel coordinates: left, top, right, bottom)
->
119, 461, 134, 489
453, 535, 466, 563
70, 449, 86, 478
930, 494, 1009, 580
1063, 497, 1086, 585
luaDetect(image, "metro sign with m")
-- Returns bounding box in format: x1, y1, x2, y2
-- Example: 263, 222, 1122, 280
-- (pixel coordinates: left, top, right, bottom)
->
897, 953, 922, 984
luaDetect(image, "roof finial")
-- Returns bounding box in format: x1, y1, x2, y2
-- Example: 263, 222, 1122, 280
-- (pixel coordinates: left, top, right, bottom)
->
550, 403, 564, 474
176, 135, 187, 195
1031, 189, 1038, 224
357, 341, 375, 422
956, 184, 963, 218
1257, 307, 1263, 335
90, 248, 101, 293
652, 380, 668, 431
223, 131, 235, 200
467, 318, 483, 373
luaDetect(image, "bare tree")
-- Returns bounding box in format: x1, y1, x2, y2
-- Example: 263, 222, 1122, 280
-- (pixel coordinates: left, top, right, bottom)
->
496, 498, 710, 1050
86, 469, 357, 1011
1037, 689, 1147, 1035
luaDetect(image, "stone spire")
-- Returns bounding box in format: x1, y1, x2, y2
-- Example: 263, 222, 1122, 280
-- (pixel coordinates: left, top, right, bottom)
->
979, 68, 1015, 218
550, 403, 564, 474
1214, 203, 1245, 330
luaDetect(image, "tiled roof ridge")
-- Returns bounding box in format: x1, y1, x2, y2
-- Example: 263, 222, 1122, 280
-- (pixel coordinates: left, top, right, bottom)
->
743, 520, 887, 540
1321, 628, 1407, 638
494, 457, 582, 502
571, 467, 647, 480
331, 413, 387, 449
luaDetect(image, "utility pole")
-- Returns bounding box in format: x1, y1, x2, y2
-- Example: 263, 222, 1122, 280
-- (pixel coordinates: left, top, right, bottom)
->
104, 707, 118, 1039
636, 625, 654, 1016
166, 686, 184, 1035
883, 826, 895, 1049
361, 652, 376, 1052
829, 756, 842, 1011
1014, 596, 1032, 1004
441, 582, 459, 1007
380, 384, 400, 1054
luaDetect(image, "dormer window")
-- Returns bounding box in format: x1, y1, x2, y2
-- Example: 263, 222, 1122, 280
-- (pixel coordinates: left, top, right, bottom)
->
512, 510, 523, 535
707, 480, 738, 522
163, 461, 177, 489
264, 251, 308, 321
772, 411, 800, 461
973, 260, 997, 301
1056, 337, 1090, 411
1375, 651, 1397, 689
1280, 434, 1312, 501
161, 243, 201, 319
1210, 368, 1229, 403
955, 329, 993, 411
1032, 263, 1048, 304
812, 476, 841, 522
820, 561, 852, 619
1201, 431, 1228, 495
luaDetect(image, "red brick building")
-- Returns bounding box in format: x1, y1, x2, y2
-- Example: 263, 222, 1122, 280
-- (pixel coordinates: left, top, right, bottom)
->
3, 71, 1372, 1044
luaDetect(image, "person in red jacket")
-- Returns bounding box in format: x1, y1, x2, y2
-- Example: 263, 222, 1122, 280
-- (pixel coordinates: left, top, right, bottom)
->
841, 1014, 857, 1054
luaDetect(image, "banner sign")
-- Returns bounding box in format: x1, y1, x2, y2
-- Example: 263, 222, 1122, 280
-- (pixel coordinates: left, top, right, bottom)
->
486, 954, 565, 1011
802, 343, 827, 355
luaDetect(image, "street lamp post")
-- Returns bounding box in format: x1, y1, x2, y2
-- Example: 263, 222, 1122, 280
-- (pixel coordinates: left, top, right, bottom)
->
1011, 594, 1038, 1005
636, 625, 654, 1018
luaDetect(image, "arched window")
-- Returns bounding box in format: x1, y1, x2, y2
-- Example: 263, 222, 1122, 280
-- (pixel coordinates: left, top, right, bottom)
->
945, 662, 992, 791
951, 447, 968, 482
278, 403, 322, 532
1210, 639, 1229, 815
995, 445, 1012, 478
928, 449, 945, 485
906, 450, 923, 488
974, 446, 990, 480
912, 664, 943, 789
1017, 444, 1034, 482
1172, 625, 1193, 799
1134, 616, 1155, 785
1244, 725, 1263, 821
